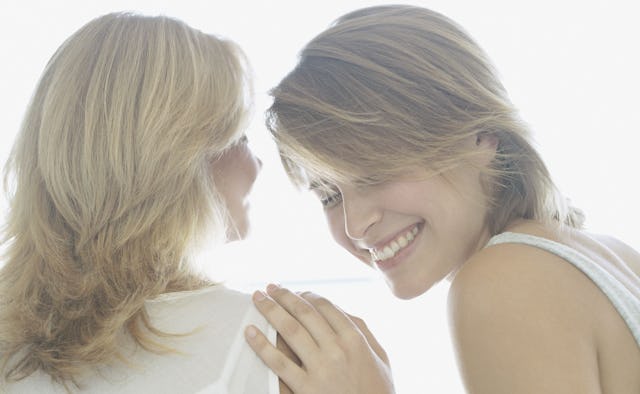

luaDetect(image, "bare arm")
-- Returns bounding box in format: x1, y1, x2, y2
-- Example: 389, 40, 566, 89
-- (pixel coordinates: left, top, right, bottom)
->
448, 245, 603, 394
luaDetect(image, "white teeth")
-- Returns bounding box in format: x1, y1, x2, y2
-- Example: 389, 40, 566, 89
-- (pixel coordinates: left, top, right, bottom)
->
398, 236, 408, 248
370, 249, 380, 260
369, 225, 420, 262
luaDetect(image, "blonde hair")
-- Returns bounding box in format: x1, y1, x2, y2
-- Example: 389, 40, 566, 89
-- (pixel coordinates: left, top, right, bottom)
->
0, 12, 250, 387
267, 5, 583, 234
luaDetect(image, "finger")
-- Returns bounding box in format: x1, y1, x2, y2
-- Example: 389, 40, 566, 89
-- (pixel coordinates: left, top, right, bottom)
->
347, 313, 390, 365
265, 285, 336, 342
298, 292, 362, 339
252, 290, 320, 365
245, 325, 305, 392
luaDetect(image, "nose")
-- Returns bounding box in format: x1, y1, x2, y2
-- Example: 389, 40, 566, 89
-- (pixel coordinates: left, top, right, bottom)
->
341, 187, 381, 241
250, 154, 262, 185
248, 146, 262, 173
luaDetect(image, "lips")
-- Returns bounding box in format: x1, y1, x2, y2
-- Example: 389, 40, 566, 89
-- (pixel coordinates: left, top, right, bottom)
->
369, 224, 420, 262
372, 225, 422, 272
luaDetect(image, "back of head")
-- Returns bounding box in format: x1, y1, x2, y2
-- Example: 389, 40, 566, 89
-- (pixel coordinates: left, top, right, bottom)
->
267, 4, 582, 233
1, 12, 250, 386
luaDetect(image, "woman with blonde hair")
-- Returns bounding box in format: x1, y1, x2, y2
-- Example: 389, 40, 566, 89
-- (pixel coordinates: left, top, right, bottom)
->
246, 5, 640, 393
0, 12, 285, 393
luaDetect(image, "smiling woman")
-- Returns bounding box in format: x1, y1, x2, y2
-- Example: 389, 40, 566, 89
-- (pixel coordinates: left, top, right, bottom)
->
245, 4, 640, 393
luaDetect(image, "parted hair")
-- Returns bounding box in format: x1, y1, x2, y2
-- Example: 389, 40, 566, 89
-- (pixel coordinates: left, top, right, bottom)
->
0, 12, 250, 387
267, 4, 583, 234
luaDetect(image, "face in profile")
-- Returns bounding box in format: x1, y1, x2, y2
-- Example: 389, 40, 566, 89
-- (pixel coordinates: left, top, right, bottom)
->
211, 136, 261, 241
314, 137, 497, 299
320, 172, 488, 298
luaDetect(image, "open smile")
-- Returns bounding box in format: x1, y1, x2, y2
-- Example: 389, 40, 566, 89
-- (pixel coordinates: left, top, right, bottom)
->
369, 223, 422, 267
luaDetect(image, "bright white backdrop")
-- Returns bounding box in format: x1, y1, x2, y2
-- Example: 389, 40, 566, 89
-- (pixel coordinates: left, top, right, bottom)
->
1, 1, 639, 392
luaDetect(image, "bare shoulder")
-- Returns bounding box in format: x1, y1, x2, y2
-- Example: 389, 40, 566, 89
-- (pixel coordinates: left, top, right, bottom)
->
449, 240, 604, 315
447, 243, 602, 393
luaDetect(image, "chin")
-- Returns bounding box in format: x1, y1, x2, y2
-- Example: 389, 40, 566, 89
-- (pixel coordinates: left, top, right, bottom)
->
225, 234, 243, 243
387, 278, 435, 300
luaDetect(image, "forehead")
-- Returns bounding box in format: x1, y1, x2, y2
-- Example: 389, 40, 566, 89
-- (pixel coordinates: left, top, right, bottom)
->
298, 164, 373, 190
304, 166, 433, 193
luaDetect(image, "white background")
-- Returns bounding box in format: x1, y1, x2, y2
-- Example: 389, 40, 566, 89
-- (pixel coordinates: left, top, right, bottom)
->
1, 1, 639, 392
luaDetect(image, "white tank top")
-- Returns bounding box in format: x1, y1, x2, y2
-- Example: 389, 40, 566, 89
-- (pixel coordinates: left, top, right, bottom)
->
4, 286, 278, 393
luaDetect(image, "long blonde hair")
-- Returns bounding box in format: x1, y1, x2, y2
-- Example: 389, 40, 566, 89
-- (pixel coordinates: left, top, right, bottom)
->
0, 12, 250, 387
267, 5, 583, 233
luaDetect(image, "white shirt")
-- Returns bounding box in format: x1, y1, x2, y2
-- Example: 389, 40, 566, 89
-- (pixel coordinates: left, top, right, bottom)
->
5, 286, 278, 393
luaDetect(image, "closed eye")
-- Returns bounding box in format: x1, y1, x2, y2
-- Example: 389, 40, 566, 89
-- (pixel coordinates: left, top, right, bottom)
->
310, 181, 343, 209
319, 191, 343, 208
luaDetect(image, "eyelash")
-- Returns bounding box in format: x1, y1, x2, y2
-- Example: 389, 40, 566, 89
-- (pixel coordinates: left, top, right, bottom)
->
320, 190, 343, 208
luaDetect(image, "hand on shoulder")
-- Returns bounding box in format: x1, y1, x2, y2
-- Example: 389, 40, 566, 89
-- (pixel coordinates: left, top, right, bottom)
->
246, 285, 394, 394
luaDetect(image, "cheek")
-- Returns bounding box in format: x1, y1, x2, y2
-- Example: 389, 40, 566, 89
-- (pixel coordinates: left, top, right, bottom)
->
325, 209, 372, 265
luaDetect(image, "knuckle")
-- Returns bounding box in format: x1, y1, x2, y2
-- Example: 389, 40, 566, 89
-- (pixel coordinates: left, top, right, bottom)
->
279, 317, 301, 338
326, 344, 348, 363
291, 298, 314, 317
342, 329, 365, 346
270, 352, 291, 374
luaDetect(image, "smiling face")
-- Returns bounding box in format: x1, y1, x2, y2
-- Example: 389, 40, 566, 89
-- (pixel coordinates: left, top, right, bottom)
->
265, 4, 522, 298
314, 138, 497, 299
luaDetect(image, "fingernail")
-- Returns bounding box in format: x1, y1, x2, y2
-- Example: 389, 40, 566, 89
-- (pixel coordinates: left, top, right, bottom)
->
253, 290, 266, 301
245, 326, 257, 339
266, 283, 280, 293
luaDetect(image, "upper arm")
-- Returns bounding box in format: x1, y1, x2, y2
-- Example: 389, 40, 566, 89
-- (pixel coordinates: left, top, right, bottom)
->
447, 245, 602, 394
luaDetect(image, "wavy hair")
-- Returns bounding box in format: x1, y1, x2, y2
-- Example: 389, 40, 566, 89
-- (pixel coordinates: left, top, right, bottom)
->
267, 5, 583, 234
0, 12, 250, 387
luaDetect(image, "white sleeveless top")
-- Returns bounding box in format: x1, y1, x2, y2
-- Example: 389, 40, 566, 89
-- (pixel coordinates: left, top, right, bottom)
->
487, 232, 640, 347
4, 286, 278, 393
